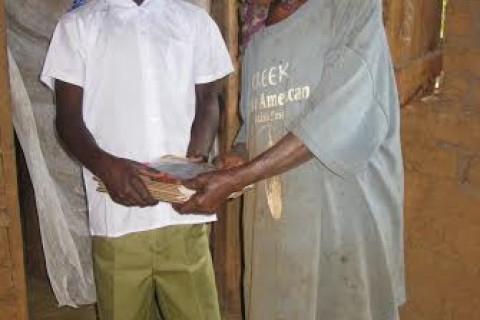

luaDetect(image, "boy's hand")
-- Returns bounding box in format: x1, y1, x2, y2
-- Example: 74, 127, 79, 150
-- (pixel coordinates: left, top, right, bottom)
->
214, 143, 248, 169
96, 155, 159, 207
187, 154, 209, 163
215, 153, 247, 169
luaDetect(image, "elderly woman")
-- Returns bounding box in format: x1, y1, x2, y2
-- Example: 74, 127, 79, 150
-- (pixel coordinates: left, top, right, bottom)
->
175, 0, 406, 319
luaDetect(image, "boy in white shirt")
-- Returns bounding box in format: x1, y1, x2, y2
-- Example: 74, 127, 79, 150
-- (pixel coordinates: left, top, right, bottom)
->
41, 0, 233, 319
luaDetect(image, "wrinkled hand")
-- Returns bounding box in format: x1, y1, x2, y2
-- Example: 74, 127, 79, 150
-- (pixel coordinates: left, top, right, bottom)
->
96, 156, 159, 207
173, 169, 243, 214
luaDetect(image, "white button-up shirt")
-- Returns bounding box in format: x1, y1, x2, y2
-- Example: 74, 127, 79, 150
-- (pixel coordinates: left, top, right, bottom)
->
41, 0, 234, 237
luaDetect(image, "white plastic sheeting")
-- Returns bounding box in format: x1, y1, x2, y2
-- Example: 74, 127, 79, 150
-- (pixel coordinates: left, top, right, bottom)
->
7, 0, 96, 307
9, 50, 96, 306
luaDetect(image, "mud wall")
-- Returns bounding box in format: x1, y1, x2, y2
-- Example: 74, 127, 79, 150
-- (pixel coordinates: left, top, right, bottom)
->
400, 0, 480, 318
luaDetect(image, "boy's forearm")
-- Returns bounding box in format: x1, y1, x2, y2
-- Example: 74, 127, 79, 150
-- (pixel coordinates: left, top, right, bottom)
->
55, 80, 110, 175
56, 117, 110, 175
187, 81, 222, 159
187, 104, 219, 158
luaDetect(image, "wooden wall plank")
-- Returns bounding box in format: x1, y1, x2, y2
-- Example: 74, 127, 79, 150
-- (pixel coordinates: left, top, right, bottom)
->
210, 0, 243, 319
0, 228, 11, 267
386, 0, 442, 66
384, 0, 443, 106
0, 0, 28, 319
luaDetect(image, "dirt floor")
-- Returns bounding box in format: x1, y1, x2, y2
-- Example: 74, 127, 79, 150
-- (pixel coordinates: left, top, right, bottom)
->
29, 277, 97, 320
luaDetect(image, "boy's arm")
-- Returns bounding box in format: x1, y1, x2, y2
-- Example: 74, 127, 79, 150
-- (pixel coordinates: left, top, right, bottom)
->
55, 80, 157, 207
187, 79, 223, 161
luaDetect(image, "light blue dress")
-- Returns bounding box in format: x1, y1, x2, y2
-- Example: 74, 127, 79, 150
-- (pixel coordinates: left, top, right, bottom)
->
238, 1, 405, 319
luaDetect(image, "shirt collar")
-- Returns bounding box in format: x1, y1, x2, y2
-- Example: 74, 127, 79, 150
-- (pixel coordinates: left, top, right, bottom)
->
105, 0, 168, 8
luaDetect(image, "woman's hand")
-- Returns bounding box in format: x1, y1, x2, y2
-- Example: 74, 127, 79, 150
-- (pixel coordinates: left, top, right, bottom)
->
173, 168, 244, 214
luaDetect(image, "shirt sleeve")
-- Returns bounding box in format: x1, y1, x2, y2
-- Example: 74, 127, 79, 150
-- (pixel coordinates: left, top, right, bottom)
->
287, 46, 389, 177
193, 11, 234, 84
41, 15, 85, 90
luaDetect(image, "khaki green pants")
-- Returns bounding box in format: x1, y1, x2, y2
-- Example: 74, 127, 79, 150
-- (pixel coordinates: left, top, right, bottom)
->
92, 224, 221, 320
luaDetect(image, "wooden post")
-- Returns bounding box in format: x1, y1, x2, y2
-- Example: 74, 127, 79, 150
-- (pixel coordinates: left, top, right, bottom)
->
0, 1, 28, 319
210, 0, 243, 319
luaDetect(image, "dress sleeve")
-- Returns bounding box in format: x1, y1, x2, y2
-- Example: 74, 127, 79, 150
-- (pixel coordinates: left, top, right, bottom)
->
41, 15, 86, 90
193, 11, 234, 84
287, 46, 389, 177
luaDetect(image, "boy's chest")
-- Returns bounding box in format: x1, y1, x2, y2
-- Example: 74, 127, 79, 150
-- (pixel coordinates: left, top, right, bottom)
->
84, 12, 194, 78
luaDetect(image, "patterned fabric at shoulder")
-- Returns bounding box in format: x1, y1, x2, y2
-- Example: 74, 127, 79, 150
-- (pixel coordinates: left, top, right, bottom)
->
71, 0, 87, 11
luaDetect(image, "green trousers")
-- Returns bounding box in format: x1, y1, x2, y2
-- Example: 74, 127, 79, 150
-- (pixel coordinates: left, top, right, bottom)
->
92, 224, 221, 320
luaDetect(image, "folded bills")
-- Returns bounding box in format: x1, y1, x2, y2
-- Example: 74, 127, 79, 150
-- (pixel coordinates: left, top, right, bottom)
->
95, 155, 251, 203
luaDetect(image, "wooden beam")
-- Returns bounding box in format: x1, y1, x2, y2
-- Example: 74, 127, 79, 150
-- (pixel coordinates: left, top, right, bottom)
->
395, 49, 443, 106
384, 0, 443, 106
212, 0, 241, 153
0, 0, 28, 319
210, 0, 243, 319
